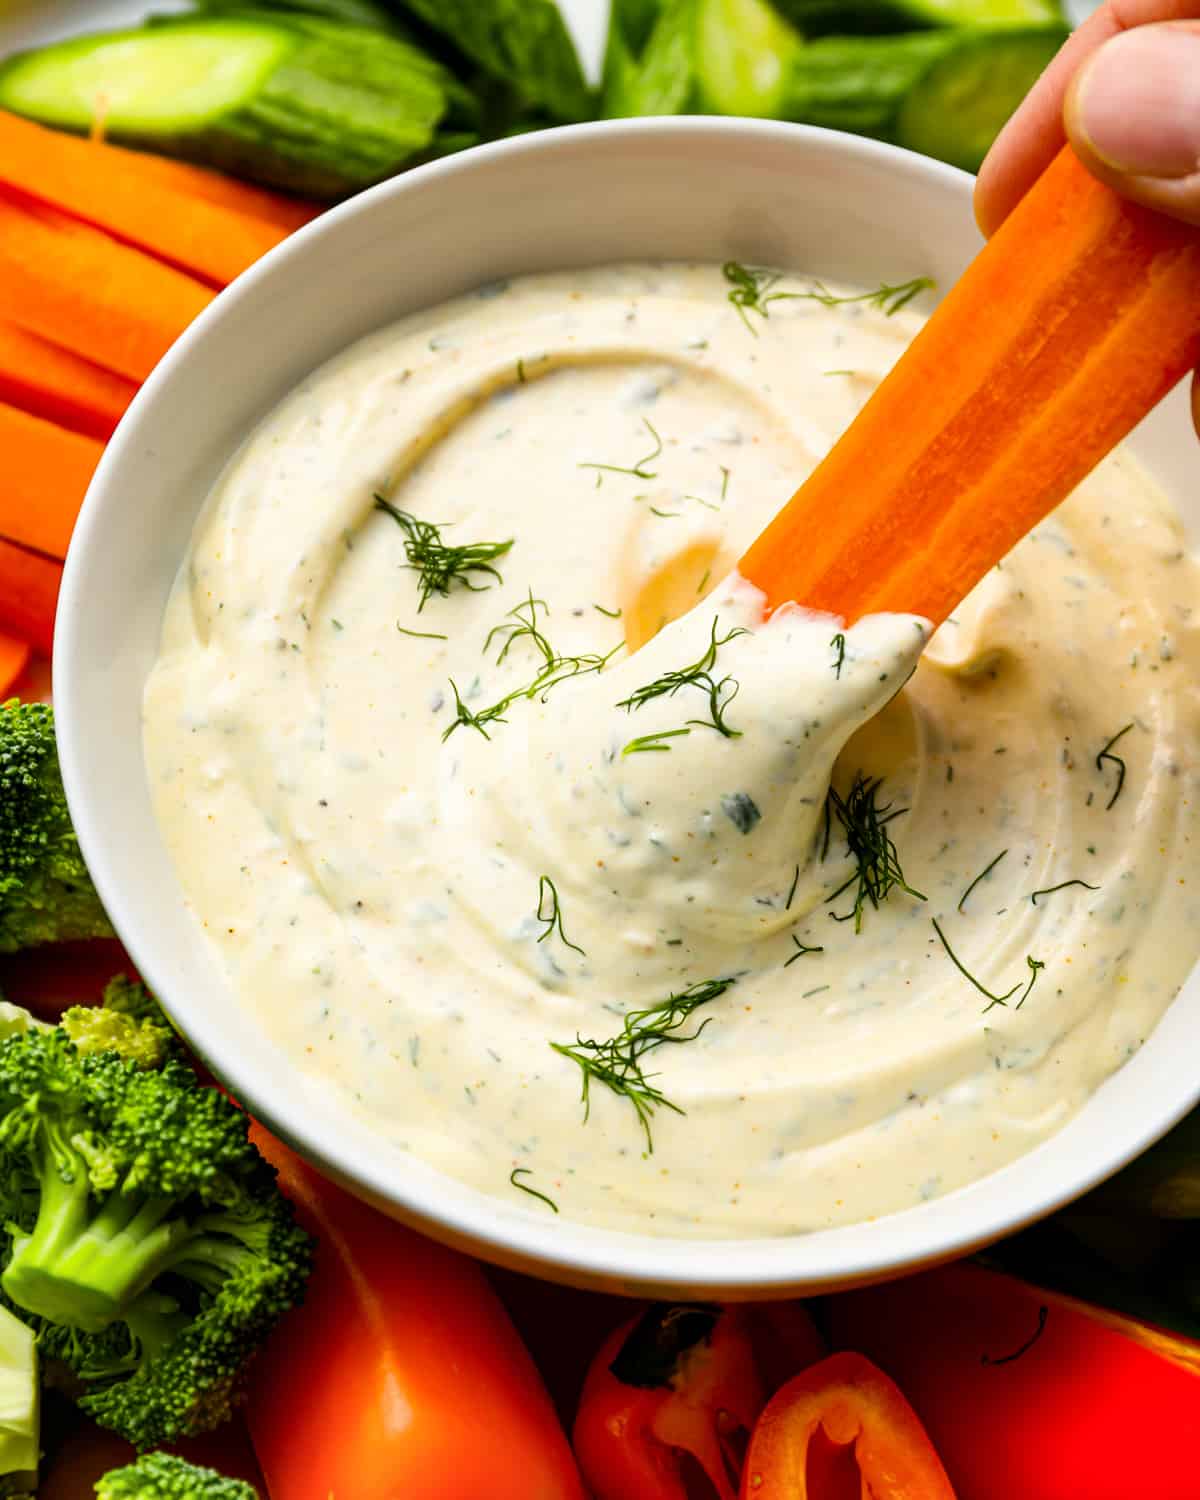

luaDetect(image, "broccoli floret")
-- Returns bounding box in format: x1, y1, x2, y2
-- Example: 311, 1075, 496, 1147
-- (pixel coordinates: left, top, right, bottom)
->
0, 700, 113, 953
0, 1026, 311, 1448
96, 1450, 257, 1499
62, 978, 178, 1071
0, 1302, 38, 1497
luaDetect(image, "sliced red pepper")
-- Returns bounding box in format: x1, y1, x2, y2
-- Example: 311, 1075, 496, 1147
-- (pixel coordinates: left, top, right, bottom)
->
739, 1350, 958, 1500
573, 1303, 768, 1500
827, 1261, 1200, 1500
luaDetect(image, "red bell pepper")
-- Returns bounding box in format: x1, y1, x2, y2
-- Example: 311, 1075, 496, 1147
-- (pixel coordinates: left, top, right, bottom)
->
827, 1261, 1200, 1500
573, 1300, 826, 1500
245, 1125, 585, 1500
739, 1350, 958, 1499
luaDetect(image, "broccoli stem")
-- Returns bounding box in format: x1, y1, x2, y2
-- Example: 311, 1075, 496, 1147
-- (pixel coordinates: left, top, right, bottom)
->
3, 1131, 198, 1332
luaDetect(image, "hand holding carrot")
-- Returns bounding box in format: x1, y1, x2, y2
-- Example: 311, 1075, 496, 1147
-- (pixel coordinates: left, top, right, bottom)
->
976, 1, 1200, 437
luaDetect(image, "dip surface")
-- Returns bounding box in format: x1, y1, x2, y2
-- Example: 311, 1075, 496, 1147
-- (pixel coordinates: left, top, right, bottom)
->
143, 263, 1200, 1237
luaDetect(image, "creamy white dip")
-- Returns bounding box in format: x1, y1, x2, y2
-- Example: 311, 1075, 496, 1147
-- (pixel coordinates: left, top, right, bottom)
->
143, 263, 1200, 1237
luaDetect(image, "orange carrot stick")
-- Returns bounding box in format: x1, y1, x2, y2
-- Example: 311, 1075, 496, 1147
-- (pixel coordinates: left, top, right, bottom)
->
739, 147, 1200, 627
0, 537, 61, 655
0, 112, 290, 286
0, 630, 30, 695
92, 139, 320, 234
0, 196, 212, 383
0, 402, 104, 559
0, 322, 135, 440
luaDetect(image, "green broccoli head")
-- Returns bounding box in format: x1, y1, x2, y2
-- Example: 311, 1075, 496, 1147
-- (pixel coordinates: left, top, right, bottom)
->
96, 1450, 257, 1499
62, 978, 178, 1071
0, 1025, 311, 1448
0, 700, 113, 953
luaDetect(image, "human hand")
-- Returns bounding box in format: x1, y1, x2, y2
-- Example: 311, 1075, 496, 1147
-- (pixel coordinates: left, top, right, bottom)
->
976, 2, 1200, 434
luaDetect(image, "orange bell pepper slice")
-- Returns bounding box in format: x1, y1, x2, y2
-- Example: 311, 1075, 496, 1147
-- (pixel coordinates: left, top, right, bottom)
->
739, 1351, 957, 1500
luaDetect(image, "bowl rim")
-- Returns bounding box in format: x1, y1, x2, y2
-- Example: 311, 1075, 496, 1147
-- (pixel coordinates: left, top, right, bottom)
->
55, 115, 1200, 1293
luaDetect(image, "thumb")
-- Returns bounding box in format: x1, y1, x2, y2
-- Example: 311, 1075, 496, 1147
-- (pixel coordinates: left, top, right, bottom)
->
1065, 21, 1200, 228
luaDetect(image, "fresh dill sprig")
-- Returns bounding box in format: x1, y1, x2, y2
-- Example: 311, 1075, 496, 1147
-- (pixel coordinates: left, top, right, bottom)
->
550, 976, 738, 1151
623, 728, 692, 756
443, 603, 622, 742
580, 418, 663, 479
831, 632, 846, 679
375, 496, 513, 611
785, 936, 824, 966
617, 617, 748, 740
509, 1167, 558, 1213
1030, 878, 1100, 905
486, 590, 554, 667
932, 917, 1044, 1014
1096, 723, 1134, 810
958, 849, 1008, 913
444, 678, 512, 740
536, 875, 585, 956
797, 276, 936, 317
824, 772, 926, 932
722, 261, 785, 333
594, 603, 623, 619
723, 261, 934, 333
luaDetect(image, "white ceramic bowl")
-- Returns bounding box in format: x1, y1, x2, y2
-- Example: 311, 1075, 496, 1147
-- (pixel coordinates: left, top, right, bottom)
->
55, 119, 1200, 1299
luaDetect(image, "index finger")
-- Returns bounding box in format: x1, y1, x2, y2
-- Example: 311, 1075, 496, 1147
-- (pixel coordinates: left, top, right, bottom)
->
974, 0, 1200, 235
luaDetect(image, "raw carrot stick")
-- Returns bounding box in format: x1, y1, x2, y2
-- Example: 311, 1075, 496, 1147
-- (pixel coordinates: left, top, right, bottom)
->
0, 322, 134, 440
739, 147, 1200, 628
0, 538, 61, 655
0, 196, 212, 383
0, 112, 289, 286
0, 630, 30, 696
0, 402, 104, 559
91, 138, 320, 233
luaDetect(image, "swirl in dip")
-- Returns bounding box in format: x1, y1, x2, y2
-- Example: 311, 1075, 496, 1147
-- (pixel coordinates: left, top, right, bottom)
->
143, 263, 1200, 1237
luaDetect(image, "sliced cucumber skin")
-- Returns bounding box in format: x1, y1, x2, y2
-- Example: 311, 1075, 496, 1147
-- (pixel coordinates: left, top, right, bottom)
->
0, 15, 456, 198
389, 0, 593, 123
694, 0, 805, 118
605, 0, 699, 118
771, 0, 1063, 33
778, 32, 959, 137
896, 27, 1067, 170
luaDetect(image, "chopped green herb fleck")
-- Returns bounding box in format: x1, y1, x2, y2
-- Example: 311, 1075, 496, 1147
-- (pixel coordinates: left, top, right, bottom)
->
1096, 723, 1134, 810
594, 603, 623, 619
623, 728, 692, 756
932, 918, 1043, 1014
397, 624, 449, 640
831, 632, 846, 679
720, 792, 761, 834
536, 875, 585, 956
1030, 879, 1100, 906
510, 1167, 558, 1213
958, 849, 1008, 913
580, 418, 663, 480
785, 936, 824, 966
